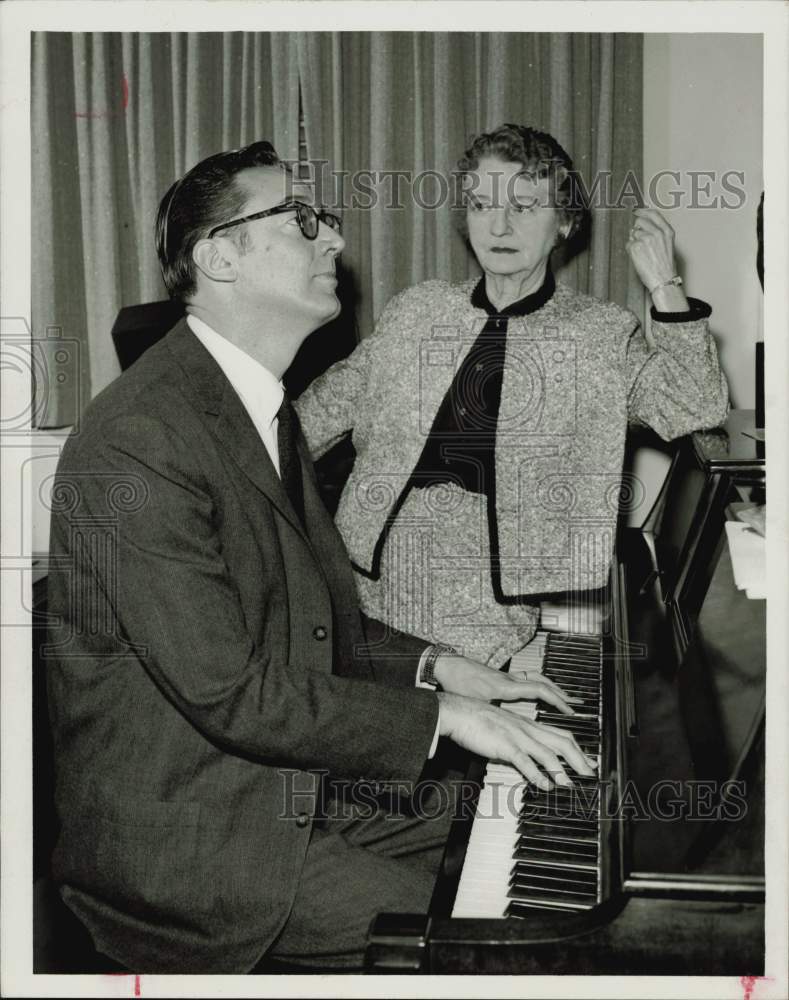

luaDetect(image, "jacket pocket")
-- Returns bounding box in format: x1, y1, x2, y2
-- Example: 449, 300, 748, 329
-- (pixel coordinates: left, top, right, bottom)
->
54, 790, 208, 922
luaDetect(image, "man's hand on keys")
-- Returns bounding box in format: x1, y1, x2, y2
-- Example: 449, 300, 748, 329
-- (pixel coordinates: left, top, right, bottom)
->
436, 691, 597, 790
433, 652, 578, 715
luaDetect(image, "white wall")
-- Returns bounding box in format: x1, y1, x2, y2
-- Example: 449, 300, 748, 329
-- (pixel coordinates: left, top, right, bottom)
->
28, 430, 70, 556
630, 33, 763, 524
644, 33, 763, 403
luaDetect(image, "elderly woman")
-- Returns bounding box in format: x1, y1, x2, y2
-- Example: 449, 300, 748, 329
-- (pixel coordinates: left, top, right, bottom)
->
296, 124, 728, 669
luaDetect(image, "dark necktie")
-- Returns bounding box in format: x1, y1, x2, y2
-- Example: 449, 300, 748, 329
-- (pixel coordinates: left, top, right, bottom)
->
276, 395, 306, 525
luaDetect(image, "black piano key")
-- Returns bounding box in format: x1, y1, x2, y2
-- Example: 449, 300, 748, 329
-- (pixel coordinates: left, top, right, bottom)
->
536, 717, 600, 736
521, 780, 602, 801
506, 900, 596, 918
547, 684, 600, 696
538, 723, 599, 740
520, 799, 599, 820
506, 893, 596, 912
513, 861, 598, 887
513, 840, 598, 864
537, 708, 600, 722
521, 780, 601, 802
519, 812, 599, 832
545, 683, 598, 696
541, 668, 599, 681
520, 795, 598, 814
543, 676, 600, 693
553, 735, 600, 749
546, 678, 599, 691
544, 668, 600, 682
519, 811, 599, 829
553, 714, 598, 727
547, 636, 601, 653
544, 657, 600, 669
533, 717, 600, 738
512, 847, 598, 872
509, 877, 597, 903
540, 685, 598, 699
519, 793, 599, 811
520, 801, 599, 819
517, 830, 598, 854
518, 822, 597, 844
547, 632, 600, 645
543, 646, 601, 670
538, 710, 599, 725
545, 688, 599, 701
518, 804, 598, 830
543, 699, 599, 714
522, 775, 601, 800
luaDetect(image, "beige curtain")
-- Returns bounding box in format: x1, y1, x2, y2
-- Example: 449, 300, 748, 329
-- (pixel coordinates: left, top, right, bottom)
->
297, 32, 643, 338
32, 31, 298, 426
32, 31, 642, 426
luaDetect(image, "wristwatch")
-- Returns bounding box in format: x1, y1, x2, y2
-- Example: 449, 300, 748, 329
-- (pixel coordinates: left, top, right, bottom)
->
650, 274, 683, 295
419, 643, 456, 689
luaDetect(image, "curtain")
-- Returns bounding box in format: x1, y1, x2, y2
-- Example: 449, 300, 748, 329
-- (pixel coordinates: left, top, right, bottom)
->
32, 31, 643, 426
32, 31, 298, 426
297, 32, 643, 337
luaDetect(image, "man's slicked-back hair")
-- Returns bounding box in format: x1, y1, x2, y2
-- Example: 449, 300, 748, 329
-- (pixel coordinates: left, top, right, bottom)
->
155, 140, 285, 302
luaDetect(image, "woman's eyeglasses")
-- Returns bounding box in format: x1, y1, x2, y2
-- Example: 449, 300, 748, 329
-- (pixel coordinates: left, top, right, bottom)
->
208, 202, 342, 241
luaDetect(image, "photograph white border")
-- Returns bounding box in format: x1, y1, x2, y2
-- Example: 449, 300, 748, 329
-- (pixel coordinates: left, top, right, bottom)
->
2, 3, 787, 998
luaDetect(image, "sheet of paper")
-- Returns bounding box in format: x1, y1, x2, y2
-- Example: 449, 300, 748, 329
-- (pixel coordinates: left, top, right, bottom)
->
725, 520, 767, 599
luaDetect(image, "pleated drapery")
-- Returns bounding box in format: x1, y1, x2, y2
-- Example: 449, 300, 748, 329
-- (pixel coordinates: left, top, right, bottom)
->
32, 31, 642, 426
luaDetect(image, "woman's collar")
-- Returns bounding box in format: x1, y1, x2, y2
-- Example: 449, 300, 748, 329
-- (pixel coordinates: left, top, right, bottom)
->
470, 268, 556, 317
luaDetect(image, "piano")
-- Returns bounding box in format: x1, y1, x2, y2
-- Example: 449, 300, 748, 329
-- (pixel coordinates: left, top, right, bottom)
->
367, 412, 766, 975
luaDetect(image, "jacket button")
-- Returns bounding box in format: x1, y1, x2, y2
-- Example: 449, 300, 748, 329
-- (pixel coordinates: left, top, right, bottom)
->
313, 625, 328, 641
296, 813, 310, 828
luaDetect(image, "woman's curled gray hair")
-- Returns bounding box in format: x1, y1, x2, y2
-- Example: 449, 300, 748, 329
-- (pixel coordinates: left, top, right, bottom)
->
456, 123, 589, 243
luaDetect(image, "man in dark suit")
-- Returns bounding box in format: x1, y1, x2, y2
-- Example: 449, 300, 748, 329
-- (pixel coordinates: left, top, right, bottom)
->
46, 141, 592, 973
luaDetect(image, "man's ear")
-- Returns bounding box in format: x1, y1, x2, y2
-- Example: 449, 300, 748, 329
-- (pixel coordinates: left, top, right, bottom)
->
192, 238, 238, 285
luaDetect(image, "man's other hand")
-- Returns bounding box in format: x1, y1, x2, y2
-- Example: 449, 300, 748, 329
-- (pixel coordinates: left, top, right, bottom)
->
436, 691, 597, 790
433, 652, 577, 715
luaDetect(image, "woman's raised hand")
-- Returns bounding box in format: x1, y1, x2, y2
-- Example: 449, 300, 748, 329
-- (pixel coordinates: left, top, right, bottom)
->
626, 206, 689, 311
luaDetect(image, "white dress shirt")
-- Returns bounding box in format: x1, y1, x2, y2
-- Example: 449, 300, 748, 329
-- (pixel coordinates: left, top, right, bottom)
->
186, 314, 442, 759
187, 313, 285, 474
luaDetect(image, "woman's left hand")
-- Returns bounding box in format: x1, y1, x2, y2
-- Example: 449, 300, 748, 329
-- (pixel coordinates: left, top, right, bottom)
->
626, 207, 689, 310
433, 652, 577, 714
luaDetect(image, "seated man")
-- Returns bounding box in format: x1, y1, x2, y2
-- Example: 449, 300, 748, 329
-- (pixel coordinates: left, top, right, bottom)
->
45, 141, 593, 973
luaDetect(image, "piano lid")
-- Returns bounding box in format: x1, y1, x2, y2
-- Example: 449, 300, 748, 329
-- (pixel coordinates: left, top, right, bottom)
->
621, 517, 765, 887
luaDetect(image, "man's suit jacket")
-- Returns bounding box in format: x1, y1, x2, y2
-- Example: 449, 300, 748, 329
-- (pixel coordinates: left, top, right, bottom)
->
45, 319, 438, 973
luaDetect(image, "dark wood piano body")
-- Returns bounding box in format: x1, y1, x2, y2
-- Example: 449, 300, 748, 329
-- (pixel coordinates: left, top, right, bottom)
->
367, 411, 766, 974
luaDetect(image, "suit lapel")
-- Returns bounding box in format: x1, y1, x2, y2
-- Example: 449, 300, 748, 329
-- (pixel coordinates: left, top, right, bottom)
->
164, 320, 370, 676
164, 320, 308, 541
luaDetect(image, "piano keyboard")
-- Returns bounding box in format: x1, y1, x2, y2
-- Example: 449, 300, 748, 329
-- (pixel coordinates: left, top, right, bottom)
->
451, 631, 604, 919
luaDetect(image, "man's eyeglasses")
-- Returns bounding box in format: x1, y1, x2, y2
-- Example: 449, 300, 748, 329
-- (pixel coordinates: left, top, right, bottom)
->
208, 202, 342, 241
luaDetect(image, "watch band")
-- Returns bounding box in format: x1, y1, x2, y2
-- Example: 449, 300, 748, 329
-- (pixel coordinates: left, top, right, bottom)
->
649, 274, 683, 296
420, 643, 456, 689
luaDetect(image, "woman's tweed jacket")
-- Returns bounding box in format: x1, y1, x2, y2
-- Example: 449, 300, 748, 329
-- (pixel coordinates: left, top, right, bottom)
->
296, 278, 729, 598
